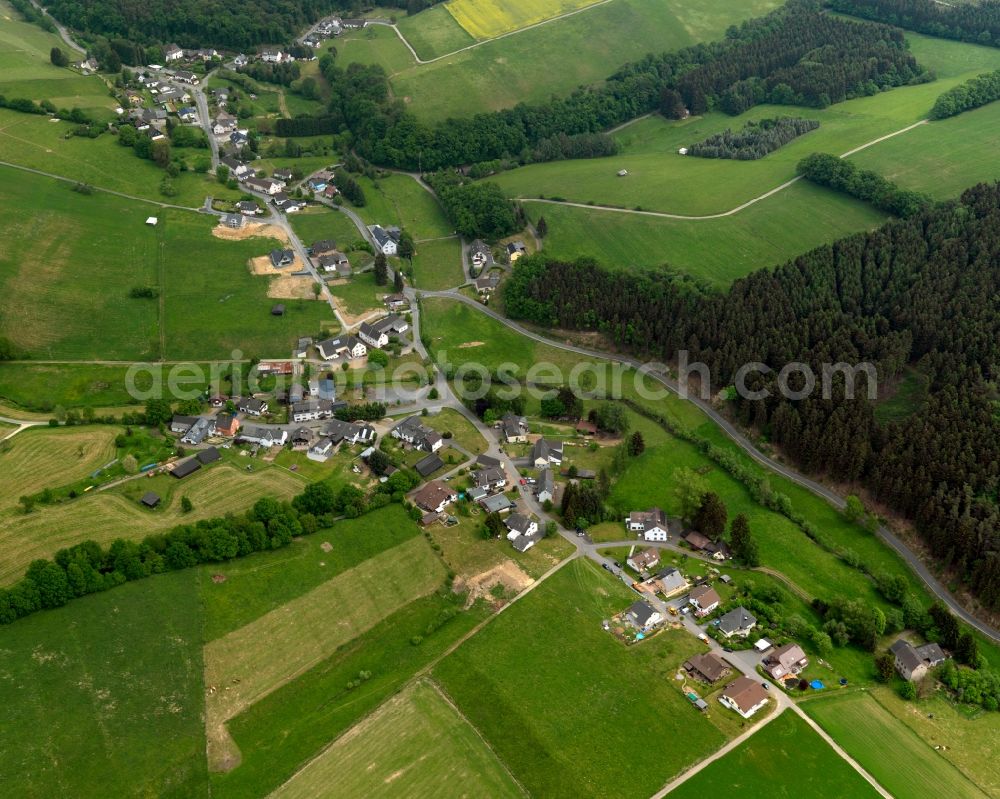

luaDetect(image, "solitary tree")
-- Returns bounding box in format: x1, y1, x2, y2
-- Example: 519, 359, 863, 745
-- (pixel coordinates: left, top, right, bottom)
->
393, 269, 404, 293
398, 233, 415, 261
874, 651, 896, 682
628, 431, 645, 457
729, 513, 760, 566
536, 216, 548, 238
672, 467, 708, 521
181, 496, 194, 513
50, 47, 69, 67
693, 492, 728, 538
374, 252, 389, 286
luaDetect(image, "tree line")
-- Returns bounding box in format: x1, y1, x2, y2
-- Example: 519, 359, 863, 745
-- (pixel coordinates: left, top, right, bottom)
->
0, 465, 429, 626
930, 67, 1000, 119
797, 152, 932, 217
688, 117, 819, 161
827, 0, 1000, 49
503, 182, 1000, 611
309, 1, 925, 171
423, 171, 521, 240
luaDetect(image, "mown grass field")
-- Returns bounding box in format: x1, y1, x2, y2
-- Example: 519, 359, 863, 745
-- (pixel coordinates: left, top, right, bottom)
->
433, 559, 738, 798
289, 206, 368, 251
445, 0, 603, 39
0, 463, 305, 586
0, 170, 332, 360
396, 4, 475, 60
0, 567, 209, 798
0, 0, 115, 115
667, 710, 881, 799
0, 425, 119, 512
271, 680, 524, 799
200, 505, 422, 641
805, 691, 990, 799
420, 407, 488, 453
410, 236, 464, 290
524, 182, 886, 286
355, 174, 454, 239
215, 593, 491, 799
204, 535, 446, 768
335, 0, 782, 123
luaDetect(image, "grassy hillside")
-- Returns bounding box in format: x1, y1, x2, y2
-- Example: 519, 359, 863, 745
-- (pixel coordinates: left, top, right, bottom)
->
433, 559, 740, 798
0, 170, 333, 360
271, 680, 524, 799
666, 710, 881, 798
396, 5, 475, 60
334, 0, 783, 123
0, 568, 209, 798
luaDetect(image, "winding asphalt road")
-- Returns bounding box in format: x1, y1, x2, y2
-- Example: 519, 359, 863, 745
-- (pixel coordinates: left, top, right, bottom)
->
417, 288, 1000, 643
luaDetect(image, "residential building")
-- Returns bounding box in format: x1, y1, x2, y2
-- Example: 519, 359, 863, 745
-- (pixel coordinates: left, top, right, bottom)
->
213, 413, 240, 437
236, 201, 259, 216
248, 177, 285, 196
506, 241, 527, 262
413, 481, 456, 514
291, 427, 314, 450
651, 567, 688, 597
688, 585, 721, 617
358, 315, 409, 349
475, 273, 500, 295
170, 415, 197, 434
171, 458, 201, 478
239, 426, 287, 447
219, 154, 248, 176
531, 438, 563, 468
536, 468, 555, 504
684, 652, 731, 684
270, 249, 295, 268
321, 418, 375, 446
369, 225, 398, 255
627, 507, 669, 541
174, 70, 198, 85
261, 49, 285, 63
307, 436, 335, 461
317, 335, 367, 361
181, 417, 212, 445
719, 676, 769, 719
273, 168, 295, 182
291, 399, 335, 423
718, 606, 757, 638
480, 493, 514, 514
384, 293, 409, 312
627, 548, 660, 573
311, 239, 337, 256
505, 513, 538, 541
890, 639, 949, 681
237, 397, 268, 416
164, 44, 184, 62
221, 213, 244, 229
391, 416, 443, 452
472, 467, 507, 492
626, 600, 663, 631
196, 447, 221, 465
318, 252, 350, 273
764, 643, 809, 680
214, 115, 238, 135
469, 239, 493, 274
501, 412, 528, 443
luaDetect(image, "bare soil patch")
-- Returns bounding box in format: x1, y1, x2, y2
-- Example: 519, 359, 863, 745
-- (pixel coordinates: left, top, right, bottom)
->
213, 222, 290, 244
454, 561, 533, 609
457, 341, 485, 349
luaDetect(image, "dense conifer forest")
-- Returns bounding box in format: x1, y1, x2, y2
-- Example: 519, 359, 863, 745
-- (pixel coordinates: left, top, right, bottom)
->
828, 0, 1000, 49
504, 183, 1000, 611
688, 117, 820, 160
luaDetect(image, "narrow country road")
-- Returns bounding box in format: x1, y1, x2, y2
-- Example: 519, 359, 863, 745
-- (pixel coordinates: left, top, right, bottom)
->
417, 288, 1000, 643
27, 0, 85, 55
520, 119, 929, 220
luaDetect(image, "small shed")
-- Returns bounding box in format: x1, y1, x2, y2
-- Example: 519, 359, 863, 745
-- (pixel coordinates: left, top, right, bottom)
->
171, 458, 202, 479
678, 147, 688, 155
271, 304, 285, 316
145, 216, 158, 226
754, 638, 772, 652
617, 169, 628, 177
196, 446, 221, 465
140, 491, 161, 508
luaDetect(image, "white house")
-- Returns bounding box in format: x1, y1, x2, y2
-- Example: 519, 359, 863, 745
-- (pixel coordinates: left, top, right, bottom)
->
291, 399, 335, 423
505, 513, 538, 541
358, 315, 408, 349
164, 44, 184, 62
626, 600, 663, 631
531, 438, 563, 468
719, 677, 769, 719
317, 335, 367, 361
261, 49, 284, 63
688, 585, 721, 617
239, 426, 287, 448
369, 225, 398, 256
627, 507, 670, 541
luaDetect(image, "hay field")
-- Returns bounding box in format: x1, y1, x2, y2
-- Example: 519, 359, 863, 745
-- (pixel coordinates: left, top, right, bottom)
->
271, 680, 524, 799
204, 535, 446, 770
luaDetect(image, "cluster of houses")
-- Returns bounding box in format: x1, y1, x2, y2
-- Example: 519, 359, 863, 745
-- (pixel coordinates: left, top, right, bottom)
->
625, 506, 729, 560
304, 418, 376, 463
889, 638, 949, 681
122, 69, 201, 135
300, 16, 367, 48
310, 239, 351, 278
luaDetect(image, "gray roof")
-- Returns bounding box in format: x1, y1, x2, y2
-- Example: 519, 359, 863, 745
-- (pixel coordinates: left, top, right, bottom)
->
476, 454, 501, 469
481, 493, 513, 513
656, 567, 687, 594
628, 601, 658, 627
506, 512, 533, 535
718, 606, 757, 635
415, 453, 444, 477
370, 225, 394, 249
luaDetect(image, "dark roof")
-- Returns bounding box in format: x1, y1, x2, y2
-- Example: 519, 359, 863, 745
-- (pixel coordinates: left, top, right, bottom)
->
628, 601, 658, 627
271, 304, 285, 315
140, 491, 160, 507
196, 446, 221, 464
414, 453, 444, 477
171, 458, 202, 478
718, 606, 757, 634
476, 454, 501, 469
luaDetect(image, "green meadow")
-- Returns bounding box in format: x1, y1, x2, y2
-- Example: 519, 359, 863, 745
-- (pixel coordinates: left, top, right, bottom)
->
396, 4, 475, 60
334, 0, 783, 123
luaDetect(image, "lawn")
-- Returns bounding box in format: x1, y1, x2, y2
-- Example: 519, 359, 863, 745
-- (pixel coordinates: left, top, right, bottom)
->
433, 558, 740, 798
0, 425, 119, 512
0, 567, 209, 798
666, 710, 881, 799
0, 462, 305, 586
213, 594, 491, 799
524, 182, 885, 285
200, 505, 422, 641
805, 691, 990, 799
338, 0, 782, 123
421, 407, 488, 453
328, 270, 389, 316
410, 236, 464, 290
445, 0, 604, 39
288, 206, 368, 251
354, 173, 454, 240
0, 0, 115, 115
270, 680, 524, 799
0, 170, 333, 360
203, 535, 446, 769
396, 4, 475, 60
0, 111, 236, 207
